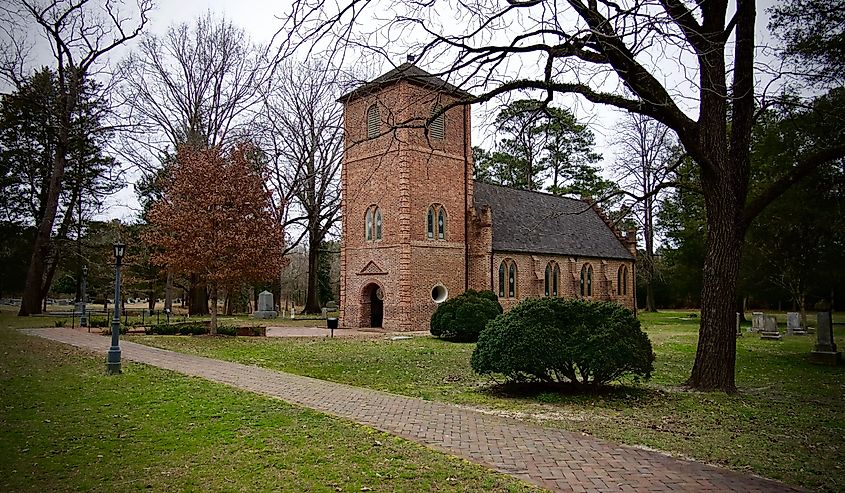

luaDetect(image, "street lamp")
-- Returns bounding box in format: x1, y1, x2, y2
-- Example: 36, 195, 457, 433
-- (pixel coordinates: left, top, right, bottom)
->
106, 241, 126, 375
80, 264, 89, 329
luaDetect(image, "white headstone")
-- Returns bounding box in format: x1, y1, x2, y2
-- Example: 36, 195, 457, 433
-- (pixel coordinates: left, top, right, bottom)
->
751, 312, 765, 332
760, 315, 782, 340
786, 312, 806, 335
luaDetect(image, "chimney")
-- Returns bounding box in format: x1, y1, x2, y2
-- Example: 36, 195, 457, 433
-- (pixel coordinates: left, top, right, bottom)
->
407, 54, 416, 64
625, 228, 637, 255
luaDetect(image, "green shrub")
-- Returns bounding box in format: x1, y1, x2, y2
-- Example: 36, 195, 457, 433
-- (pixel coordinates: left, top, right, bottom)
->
471, 298, 654, 387
430, 289, 503, 342
144, 324, 178, 335
178, 323, 209, 336
54, 319, 66, 327
217, 325, 237, 336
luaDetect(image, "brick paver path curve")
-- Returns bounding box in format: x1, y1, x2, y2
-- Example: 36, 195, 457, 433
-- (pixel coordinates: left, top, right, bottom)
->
24, 328, 805, 493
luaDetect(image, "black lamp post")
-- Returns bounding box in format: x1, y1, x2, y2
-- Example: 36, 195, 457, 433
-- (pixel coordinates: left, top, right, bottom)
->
106, 242, 125, 375
80, 264, 89, 329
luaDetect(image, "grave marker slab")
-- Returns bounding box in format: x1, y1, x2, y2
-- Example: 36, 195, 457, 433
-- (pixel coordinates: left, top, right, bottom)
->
252, 290, 278, 319
760, 315, 782, 340
810, 312, 842, 365
786, 312, 807, 336
751, 312, 765, 332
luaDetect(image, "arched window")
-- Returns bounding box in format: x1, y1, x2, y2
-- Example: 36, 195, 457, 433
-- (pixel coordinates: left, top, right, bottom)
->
544, 264, 551, 297
545, 262, 559, 297
580, 263, 593, 298
365, 205, 381, 242
437, 208, 446, 240
508, 261, 517, 298
498, 259, 518, 299
431, 105, 445, 139
426, 205, 447, 240
617, 265, 628, 295
367, 104, 380, 139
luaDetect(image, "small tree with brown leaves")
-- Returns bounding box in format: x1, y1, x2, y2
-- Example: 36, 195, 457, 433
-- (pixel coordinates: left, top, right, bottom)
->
146, 145, 285, 333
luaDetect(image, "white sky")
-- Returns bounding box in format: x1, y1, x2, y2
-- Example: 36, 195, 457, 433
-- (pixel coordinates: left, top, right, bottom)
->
10, 0, 784, 224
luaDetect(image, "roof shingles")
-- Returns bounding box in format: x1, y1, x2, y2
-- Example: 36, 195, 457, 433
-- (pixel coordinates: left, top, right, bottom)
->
338, 63, 473, 102
472, 181, 633, 260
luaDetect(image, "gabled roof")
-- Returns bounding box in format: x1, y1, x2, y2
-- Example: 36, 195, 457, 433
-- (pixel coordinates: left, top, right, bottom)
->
472, 181, 633, 260
337, 62, 473, 103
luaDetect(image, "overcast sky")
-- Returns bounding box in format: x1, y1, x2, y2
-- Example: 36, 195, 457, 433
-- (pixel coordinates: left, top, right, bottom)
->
13, 0, 784, 224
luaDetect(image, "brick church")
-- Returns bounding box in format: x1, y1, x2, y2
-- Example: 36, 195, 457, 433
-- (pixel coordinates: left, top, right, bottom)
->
337, 62, 637, 331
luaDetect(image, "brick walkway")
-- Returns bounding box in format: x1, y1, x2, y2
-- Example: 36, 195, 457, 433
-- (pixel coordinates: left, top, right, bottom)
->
24, 328, 804, 493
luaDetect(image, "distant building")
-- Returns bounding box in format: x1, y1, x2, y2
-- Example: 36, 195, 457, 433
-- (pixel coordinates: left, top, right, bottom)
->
338, 63, 636, 331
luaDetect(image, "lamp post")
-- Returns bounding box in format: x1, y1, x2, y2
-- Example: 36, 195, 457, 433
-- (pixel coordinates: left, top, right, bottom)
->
106, 242, 125, 375
80, 264, 88, 329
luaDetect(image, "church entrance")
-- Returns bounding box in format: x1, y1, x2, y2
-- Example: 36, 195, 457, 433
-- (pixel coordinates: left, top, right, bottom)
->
361, 283, 383, 328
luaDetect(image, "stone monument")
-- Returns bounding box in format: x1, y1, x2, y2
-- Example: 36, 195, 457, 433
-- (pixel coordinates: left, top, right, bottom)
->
751, 312, 765, 333
810, 312, 842, 365
252, 291, 278, 319
786, 312, 807, 336
760, 315, 782, 340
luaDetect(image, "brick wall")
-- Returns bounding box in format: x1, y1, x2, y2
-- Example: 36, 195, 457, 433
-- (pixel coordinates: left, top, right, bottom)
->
340, 72, 636, 331
340, 80, 472, 331
489, 252, 635, 311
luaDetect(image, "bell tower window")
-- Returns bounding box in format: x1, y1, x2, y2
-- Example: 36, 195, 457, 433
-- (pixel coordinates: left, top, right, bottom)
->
367, 104, 380, 139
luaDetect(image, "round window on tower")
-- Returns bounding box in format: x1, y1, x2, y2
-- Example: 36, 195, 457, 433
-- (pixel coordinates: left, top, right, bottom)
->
431, 284, 448, 303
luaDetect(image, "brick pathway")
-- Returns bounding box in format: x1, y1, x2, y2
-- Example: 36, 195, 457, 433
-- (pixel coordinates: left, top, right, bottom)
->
24, 328, 804, 493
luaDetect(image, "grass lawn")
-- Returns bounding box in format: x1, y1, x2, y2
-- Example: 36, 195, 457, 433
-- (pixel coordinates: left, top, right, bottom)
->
127, 311, 845, 492
0, 328, 541, 493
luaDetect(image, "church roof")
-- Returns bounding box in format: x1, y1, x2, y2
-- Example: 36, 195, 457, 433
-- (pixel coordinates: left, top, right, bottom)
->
338, 62, 473, 103
472, 181, 634, 260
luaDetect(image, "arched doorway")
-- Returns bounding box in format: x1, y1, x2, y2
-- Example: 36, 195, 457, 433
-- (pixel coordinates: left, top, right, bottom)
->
361, 283, 383, 328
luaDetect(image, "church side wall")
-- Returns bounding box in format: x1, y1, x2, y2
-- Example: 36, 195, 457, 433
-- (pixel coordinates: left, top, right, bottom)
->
491, 252, 635, 311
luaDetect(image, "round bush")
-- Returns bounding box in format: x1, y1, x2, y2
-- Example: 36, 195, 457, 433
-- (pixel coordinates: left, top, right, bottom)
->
471, 298, 654, 386
430, 289, 503, 342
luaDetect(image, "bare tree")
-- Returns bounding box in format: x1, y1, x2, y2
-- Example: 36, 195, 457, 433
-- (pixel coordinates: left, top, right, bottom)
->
119, 12, 268, 315
0, 0, 152, 316
118, 12, 268, 170
277, 0, 845, 391
260, 60, 343, 314
614, 113, 676, 312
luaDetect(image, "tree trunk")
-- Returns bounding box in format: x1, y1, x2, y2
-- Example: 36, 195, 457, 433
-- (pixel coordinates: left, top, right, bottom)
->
303, 238, 321, 314
209, 284, 218, 334
644, 196, 657, 312
188, 274, 209, 315
164, 270, 173, 311
687, 195, 744, 392
19, 156, 67, 316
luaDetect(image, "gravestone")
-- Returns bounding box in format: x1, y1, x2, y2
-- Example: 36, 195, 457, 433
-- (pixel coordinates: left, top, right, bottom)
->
252, 291, 278, 319
322, 300, 339, 319
786, 312, 807, 336
810, 312, 842, 365
736, 312, 742, 337
760, 315, 782, 340
751, 312, 765, 332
